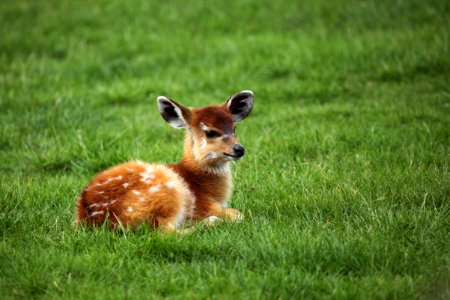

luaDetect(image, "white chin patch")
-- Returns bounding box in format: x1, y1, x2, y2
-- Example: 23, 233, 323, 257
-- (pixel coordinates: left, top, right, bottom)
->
208, 152, 218, 159
206, 163, 230, 175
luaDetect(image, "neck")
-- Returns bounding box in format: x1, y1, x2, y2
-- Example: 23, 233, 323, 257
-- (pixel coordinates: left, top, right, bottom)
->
168, 131, 233, 207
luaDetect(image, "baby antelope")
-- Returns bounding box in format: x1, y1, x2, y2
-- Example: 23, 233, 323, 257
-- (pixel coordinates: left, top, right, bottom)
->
75, 90, 254, 232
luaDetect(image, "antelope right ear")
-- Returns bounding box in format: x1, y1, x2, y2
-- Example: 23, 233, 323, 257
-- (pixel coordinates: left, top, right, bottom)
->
157, 96, 191, 128
226, 90, 254, 122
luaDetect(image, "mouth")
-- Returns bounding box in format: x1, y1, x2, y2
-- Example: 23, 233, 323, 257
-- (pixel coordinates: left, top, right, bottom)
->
223, 153, 242, 160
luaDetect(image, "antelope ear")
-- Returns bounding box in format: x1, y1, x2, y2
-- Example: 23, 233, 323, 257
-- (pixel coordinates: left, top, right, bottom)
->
157, 96, 191, 128
226, 90, 254, 122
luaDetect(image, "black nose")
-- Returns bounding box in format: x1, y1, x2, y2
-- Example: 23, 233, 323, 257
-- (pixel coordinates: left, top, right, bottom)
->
233, 144, 245, 157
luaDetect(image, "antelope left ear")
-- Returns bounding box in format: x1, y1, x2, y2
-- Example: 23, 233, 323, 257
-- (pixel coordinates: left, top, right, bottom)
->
157, 96, 191, 129
226, 90, 254, 122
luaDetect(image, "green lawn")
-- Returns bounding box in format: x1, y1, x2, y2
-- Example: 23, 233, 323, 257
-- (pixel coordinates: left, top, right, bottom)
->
0, 0, 449, 299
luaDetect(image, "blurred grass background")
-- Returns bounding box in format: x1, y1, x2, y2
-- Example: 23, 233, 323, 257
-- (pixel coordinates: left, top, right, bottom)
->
0, 0, 449, 299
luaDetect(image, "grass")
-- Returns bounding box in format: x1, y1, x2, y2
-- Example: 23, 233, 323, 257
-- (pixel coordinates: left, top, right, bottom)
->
0, 0, 449, 299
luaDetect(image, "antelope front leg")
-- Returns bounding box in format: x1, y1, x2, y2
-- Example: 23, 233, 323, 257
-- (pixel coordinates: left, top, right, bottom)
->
199, 210, 242, 228
221, 208, 244, 222
201, 203, 244, 224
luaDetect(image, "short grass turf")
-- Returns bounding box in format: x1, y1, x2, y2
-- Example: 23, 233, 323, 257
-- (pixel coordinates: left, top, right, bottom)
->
0, 0, 449, 299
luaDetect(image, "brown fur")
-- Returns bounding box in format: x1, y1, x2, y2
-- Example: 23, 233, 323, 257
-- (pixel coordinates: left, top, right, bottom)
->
75, 91, 253, 232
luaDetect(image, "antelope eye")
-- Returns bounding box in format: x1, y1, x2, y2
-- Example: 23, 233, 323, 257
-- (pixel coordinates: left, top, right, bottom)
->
205, 130, 219, 138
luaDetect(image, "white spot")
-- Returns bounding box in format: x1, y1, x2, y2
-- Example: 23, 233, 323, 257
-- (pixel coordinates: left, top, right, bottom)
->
123, 182, 129, 188
138, 197, 145, 202
166, 181, 176, 188
145, 165, 154, 173
127, 207, 134, 212
88, 199, 117, 208
200, 138, 206, 148
89, 211, 105, 217
132, 190, 141, 195
149, 184, 161, 193
97, 191, 105, 194
102, 175, 122, 184
140, 172, 154, 183
200, 122, 210, 131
